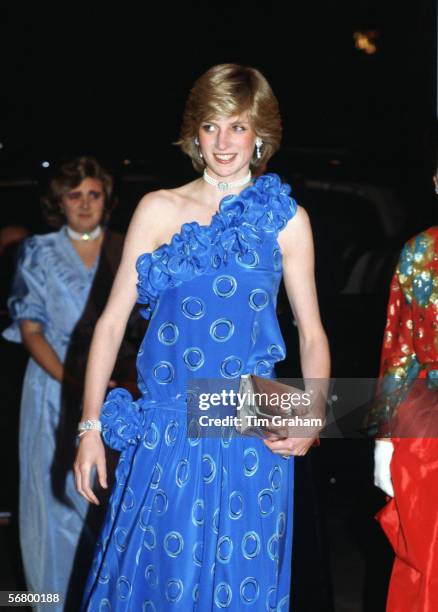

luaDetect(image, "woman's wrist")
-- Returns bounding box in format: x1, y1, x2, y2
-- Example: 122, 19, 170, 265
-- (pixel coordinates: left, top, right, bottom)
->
78, 429, 102, 440
78, 419, 102, 437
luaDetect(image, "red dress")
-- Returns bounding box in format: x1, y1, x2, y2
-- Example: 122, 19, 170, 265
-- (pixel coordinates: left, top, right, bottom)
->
376, 227, 438, 611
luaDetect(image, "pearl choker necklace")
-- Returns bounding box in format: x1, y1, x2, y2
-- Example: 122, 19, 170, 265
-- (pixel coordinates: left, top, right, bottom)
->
203, 169, 252, 191
66, 225, 102, 241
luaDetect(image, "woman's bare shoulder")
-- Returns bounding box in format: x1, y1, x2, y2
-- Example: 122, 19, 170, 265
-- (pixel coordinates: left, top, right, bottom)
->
278, 204, 310, 239
135, 188, 180, 219
135, 180, 200, 218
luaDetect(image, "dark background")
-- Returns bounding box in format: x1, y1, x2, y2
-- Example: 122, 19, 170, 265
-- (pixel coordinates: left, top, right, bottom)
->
1, 2, 435, 199
0, 2, 436, 611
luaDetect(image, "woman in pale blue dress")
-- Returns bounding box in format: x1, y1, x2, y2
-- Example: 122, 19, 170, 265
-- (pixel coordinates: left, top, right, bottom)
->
2, 156, 128, 611
75, 65, 330, 611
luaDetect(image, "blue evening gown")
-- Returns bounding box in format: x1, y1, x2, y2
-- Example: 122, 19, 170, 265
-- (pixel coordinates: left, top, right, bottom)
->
83, 174, 297, 611
2, 228, 100, 611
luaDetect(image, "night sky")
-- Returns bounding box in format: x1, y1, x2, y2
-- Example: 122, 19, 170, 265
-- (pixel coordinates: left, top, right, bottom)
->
1, 1, 435, 193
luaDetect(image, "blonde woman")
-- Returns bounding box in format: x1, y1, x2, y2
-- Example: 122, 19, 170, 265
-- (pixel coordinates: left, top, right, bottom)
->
75, 64, 329, 610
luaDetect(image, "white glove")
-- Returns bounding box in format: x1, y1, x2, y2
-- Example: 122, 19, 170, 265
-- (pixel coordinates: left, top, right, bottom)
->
374, 440, 394, 497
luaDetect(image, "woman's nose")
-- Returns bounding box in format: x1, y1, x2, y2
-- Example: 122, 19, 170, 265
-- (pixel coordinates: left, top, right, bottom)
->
80, 195, 91, 209
216, 130, 229, 151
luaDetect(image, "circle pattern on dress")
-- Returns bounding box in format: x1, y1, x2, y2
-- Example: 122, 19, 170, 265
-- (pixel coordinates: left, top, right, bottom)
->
121, 487, 135, 512
276, 512, 286, 538
114, 527, 128, 552
213, 275, 237, 298
273, 247, 282, 271
220, 355, 243, 379
240, 577, 260, 605
144, 564, 158, 589
181, 296, 205, 319
192, 583, 200, 602
164, 531, 184, 558
143, 422, 159, 449
210, 318, 235, 342
243, 448, 259, 476
269, 466, 282, 491
152, 361, 174, 384
268, 343, 285, 360
176, 459, 190, 487
165, 578, 184, 603
191, 498, 204, 526
150, 463, 162, 489
255, 359, 272, 376
229, 491, 244, 520
215, 582, 233, 608
258, 488, 275, 516
183, 347, 205, 370
202, 454, 217, 483
153, 489, 168, 515
165, 421, 179, 446
142, 525, 156, 550
267, 533, 279, 561
116, 576, 132, 600
235, 249, 259, 268
192, 542, 203, 567
217, 536, 233, 563
241, 531, 261, 560
249, 288, 269, 311
157, 321, 179, 345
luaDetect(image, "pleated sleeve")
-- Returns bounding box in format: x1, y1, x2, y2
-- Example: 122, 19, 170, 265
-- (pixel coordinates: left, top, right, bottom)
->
2, 236, 48, 343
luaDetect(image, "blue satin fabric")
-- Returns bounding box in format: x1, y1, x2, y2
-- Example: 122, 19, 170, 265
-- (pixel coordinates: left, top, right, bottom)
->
83, 174, 297, 611
2, 228, 100, 612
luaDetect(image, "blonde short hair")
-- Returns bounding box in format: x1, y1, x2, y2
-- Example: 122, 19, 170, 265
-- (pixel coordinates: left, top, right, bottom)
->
177, 64, 282, 172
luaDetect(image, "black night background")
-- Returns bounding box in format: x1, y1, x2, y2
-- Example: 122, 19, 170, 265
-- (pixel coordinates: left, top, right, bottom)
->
0, 2, 436, 610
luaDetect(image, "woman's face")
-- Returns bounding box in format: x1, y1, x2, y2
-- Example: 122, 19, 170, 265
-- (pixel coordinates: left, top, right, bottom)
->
198, 113, 257, 180
61, 177, 105, 233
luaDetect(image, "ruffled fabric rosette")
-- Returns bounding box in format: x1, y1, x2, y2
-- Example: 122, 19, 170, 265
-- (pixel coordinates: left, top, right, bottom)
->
101, 388, 145, 451
136, 173, 296, 319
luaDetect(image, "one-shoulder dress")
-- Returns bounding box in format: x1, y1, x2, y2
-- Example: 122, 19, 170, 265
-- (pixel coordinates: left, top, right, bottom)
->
83, 174, 298, 611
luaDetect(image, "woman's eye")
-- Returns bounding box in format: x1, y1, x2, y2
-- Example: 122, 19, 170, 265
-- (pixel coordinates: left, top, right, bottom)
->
233, 125, 247, 132
201, 124, 215, 133
89, 191, 102, 199
66, 192, 81, 200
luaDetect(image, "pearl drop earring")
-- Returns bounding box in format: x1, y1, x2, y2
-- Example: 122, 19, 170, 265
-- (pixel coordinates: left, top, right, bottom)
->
255, 138, 263, 160
194, 137, 203, 159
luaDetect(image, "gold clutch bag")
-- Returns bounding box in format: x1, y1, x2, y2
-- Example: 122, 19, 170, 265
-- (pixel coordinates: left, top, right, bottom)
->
236, 374, 322, 443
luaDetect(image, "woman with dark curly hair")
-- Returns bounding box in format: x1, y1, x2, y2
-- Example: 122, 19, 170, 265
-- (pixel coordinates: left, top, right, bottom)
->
2, 156, 138, 611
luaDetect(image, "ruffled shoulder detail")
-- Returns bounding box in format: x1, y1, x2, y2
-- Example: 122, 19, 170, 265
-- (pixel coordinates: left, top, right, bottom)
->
2, 233, 58, 343
101, 388, 144, 451
135, 173, 296, 319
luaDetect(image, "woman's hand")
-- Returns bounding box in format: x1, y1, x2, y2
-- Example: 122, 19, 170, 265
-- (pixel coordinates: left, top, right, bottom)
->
263, 434, 318, 457
20, 320, 65, 382
374, 439, 394, 497
74, 430, 108, 505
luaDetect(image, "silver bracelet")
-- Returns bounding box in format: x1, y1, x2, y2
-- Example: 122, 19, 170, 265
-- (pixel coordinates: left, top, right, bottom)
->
78, 419, 102, 437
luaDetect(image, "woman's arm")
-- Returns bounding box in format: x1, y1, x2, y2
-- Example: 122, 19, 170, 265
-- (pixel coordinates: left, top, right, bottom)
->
74, 192, 167, 504
20, 320, 64, 382
265, 206, 330, 456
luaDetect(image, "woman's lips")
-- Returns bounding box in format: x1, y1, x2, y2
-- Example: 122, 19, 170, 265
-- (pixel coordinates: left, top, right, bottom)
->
213, 154, 237, 164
